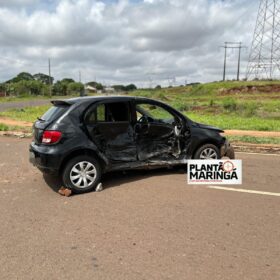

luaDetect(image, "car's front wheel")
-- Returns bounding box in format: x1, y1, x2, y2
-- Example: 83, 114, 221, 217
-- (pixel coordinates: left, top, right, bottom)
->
62, 156, 101, 194
194, 144, 221, 160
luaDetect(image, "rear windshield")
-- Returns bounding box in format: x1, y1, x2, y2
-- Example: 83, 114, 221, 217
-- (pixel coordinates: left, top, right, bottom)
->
40, 105, 69, 122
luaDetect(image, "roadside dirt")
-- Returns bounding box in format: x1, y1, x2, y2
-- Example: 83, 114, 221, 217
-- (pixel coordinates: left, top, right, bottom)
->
219, 84, 280, 95
224, 130, 280, 138
0, 117, 33, 127
232, 142, 280, 154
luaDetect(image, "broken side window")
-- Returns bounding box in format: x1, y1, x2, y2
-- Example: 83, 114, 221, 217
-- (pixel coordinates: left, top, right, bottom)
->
136, 103, 175, 124
86, 102, 130, 124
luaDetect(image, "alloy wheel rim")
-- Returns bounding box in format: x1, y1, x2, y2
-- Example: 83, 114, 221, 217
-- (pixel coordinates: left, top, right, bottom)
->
199, 148, 218, 159
70, 161, 97, 189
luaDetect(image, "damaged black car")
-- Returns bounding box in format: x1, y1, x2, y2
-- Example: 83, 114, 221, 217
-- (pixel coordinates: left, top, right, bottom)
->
30, 96, 235, 193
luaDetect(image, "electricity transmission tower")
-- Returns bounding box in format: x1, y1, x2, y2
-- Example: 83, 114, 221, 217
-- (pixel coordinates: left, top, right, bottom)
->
246, 0, 280, 80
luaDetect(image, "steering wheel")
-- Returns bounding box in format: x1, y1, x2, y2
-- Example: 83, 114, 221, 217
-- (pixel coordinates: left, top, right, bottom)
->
138, 115, 148, 123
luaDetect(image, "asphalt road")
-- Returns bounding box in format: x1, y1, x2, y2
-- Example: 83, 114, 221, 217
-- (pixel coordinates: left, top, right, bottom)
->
0, 100, 51, 112
0, 136, 279, 280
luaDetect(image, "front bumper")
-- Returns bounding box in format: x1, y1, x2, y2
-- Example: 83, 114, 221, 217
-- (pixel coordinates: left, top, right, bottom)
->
221, 140, 235, 159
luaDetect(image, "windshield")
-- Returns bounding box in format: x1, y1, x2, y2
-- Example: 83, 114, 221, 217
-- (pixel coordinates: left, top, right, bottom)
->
40, 105, 69, 122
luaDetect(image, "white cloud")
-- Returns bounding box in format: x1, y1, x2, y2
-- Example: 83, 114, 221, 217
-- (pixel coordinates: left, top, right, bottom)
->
0, 0, 38, 7
0, 0, 258, 86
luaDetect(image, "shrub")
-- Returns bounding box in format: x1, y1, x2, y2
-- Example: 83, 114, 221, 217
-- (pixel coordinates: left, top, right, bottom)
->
223, 98, 237, 112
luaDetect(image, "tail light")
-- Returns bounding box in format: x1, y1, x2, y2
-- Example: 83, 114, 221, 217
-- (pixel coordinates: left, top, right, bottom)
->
42, 130, 62, 144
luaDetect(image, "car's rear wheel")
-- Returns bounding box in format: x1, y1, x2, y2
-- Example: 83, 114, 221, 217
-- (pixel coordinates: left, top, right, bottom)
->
194, 144, 221, 160
62, 156, 101, 193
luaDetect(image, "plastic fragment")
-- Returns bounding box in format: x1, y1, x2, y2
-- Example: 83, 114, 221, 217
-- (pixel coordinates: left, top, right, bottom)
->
95, 183, 103, 192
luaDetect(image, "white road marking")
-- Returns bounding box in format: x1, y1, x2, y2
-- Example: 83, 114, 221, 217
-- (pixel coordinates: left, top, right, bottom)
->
207, 186, 280, 197
236, 152, 280, 157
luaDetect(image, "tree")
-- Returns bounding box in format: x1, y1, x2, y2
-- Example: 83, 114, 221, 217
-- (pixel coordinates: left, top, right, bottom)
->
0, 83, 5, 92
33, 73, 54, 85
13, 80, 30, 96
53, 81, 68, 96
61, 78, 75, 84
155, 85, 161, 90
27, 80, 44, 95
6, 72, 34, 83
125, 84, 137, 91
67, 82, 84, 95
87, 81, 103, 90
112, 85, 126, 92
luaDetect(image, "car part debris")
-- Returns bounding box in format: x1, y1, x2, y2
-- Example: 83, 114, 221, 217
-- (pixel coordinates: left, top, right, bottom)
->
58, 187, 72, 197
95, 183, 103, 192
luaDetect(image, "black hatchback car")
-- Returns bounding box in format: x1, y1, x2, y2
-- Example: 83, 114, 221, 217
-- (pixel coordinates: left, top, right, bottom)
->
30, 96, 234, 193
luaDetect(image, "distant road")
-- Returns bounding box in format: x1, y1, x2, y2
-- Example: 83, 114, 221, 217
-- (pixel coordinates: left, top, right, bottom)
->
0, 99, 51, 112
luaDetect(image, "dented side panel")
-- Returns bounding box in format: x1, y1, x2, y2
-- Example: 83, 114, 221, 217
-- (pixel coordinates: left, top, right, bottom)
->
87, 122, 137, 162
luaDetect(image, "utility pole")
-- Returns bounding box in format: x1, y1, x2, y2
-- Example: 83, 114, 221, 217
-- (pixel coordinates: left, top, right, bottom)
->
78, 71, 85, 97
237, 42, 242, 81
221, 42, 246, 81
48, 58, 52, 97
222, 42, 228, 81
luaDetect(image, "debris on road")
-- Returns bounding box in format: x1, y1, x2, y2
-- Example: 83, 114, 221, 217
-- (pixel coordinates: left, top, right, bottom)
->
58, 187, 72, 197
95, 183, 103, 192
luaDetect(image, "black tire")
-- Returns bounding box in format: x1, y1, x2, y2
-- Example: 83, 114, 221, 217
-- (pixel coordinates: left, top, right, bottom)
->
62, 155, 101, 194
193, 144, 221, 160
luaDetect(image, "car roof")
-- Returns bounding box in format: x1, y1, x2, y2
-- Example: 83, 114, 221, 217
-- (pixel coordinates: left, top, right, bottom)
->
51, 95, 151, 106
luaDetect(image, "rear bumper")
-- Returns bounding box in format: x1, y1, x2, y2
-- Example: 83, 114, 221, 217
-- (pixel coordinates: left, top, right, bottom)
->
29, 142, 61, 174
221, 140, 235, 159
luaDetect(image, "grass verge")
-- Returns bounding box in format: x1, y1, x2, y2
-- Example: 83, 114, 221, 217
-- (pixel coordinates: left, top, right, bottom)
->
228, 135, 280, 145
186, 112, 280, 131
0, 103, 279, 132
0, 123, 31, 133
0, 105, 51, 122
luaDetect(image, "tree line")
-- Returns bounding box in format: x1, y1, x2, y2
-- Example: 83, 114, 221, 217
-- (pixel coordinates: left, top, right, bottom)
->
0, 72, 137, 97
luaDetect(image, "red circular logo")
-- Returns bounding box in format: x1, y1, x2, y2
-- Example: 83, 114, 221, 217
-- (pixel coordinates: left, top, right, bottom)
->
222, 161, 234, 173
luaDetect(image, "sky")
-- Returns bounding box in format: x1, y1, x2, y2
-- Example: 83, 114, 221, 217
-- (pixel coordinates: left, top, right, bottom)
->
0, 0, 259, 87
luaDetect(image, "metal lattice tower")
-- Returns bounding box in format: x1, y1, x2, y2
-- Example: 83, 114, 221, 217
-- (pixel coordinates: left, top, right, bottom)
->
246, 0, 280, 80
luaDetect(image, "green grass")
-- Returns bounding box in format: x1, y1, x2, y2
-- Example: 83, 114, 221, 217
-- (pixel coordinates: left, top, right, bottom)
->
185, 112, 280, 131
0, 123, 9, 131
228, 135, 280, 145
0, 123, 31, 132
0, 105, 51, 122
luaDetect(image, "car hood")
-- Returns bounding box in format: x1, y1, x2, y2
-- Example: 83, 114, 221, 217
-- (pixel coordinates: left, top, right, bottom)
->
191, 122, 224, 133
